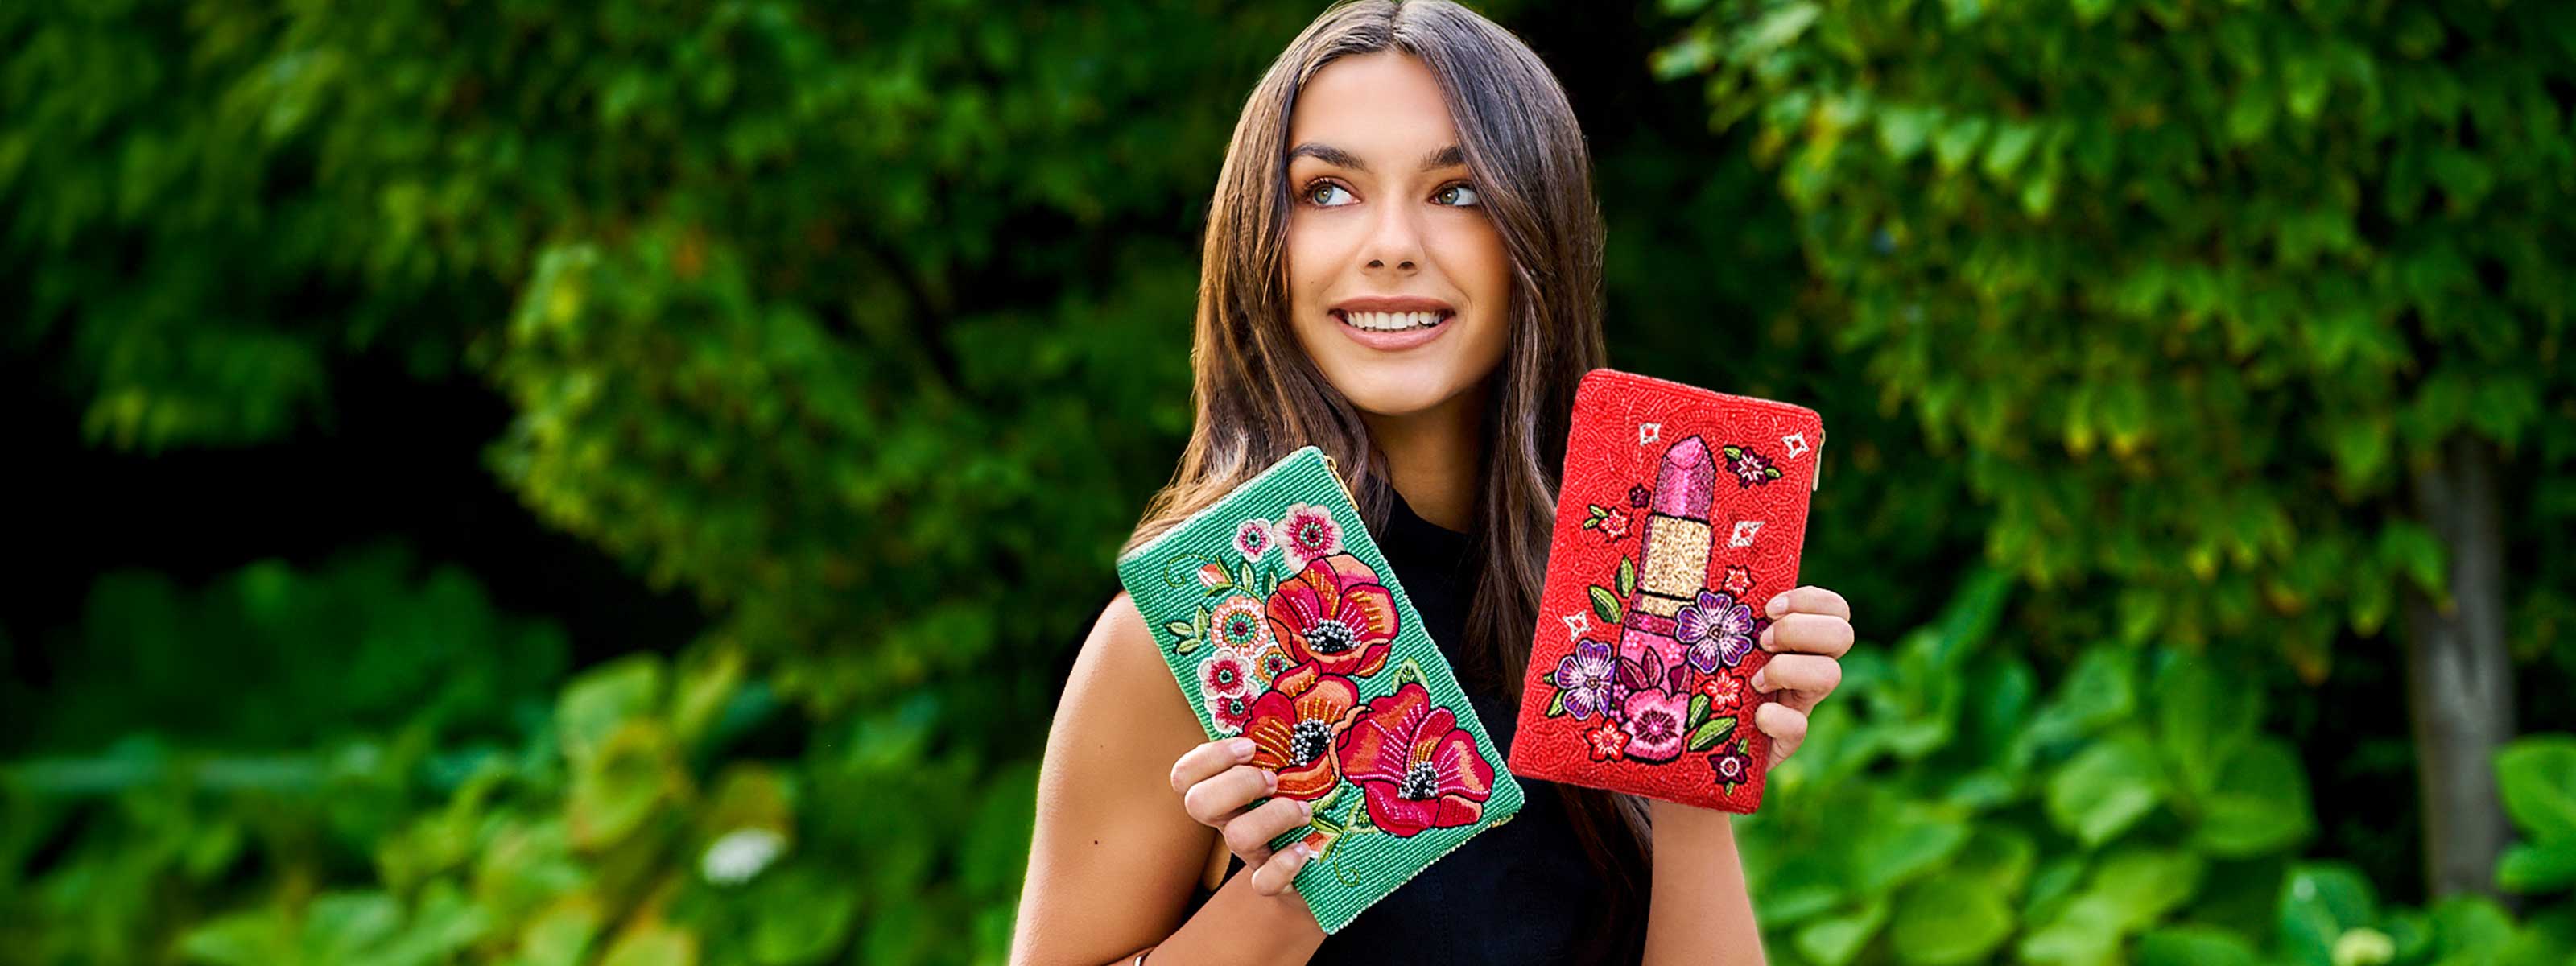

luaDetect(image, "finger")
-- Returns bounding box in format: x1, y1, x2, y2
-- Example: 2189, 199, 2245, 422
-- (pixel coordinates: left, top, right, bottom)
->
1251, 843, 1315, 896
1750, 654, 1842, 704
1224, 795, 1315, 862
1758, 613, 1854, 657
1183, 765, 1278, 827
1765, 586, 1852, 622
1170, 737, 1257, 795
1756, 702, 1808, 762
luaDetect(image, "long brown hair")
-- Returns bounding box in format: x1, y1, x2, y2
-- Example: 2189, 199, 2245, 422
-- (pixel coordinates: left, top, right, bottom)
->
1121, 0, 1649, 952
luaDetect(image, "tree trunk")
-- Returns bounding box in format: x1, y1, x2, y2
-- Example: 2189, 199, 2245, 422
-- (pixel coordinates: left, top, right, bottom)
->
2401, 432, 2515, 899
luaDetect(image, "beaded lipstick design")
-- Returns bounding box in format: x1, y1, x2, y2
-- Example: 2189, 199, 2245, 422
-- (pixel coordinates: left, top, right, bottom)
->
1508, 369, 1823, 812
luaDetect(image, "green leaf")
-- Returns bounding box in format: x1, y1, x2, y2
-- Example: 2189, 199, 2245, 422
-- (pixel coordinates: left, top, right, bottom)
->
1889, 870, 2013, 964
1393, 658, 1426, 688
1739, 4, 1822, 59
2227, 84, 2277, 143
1589, 585, 1623, 624
2135, 927, 2260, 966
2018, 895, 2124, 966
1949, 827, 2036, 896
1686, 693, 1712, 729
1236, 562, 1256, 590
1546, 689, 1568, 718
1689, 715, 1737, 752
2193, 738, 2314, 857
2496, 736, 2576, 841
2425, 896, 2516, 960
558, 655, 667, 765
2046, 737, 2162, 848
2428, 147, 2496, 210
2021, 649, 2136, 753
2277, 864, 2376, 966
517, 902, 604, 966
1616, 557, 1638, 597
747, 873, 857, 965
2089, 849, 2204, 927
179, 909, 288, 966
1876, 105, 1938, 161
2154, 654, 2257, 802
1162, 619, 1195, 640
1981, 122, 2040, 181
2496, 841, 2576, 894
1933, 116, 1990, 174
1794, 898, 1887, 966
568, 723, 675, 849
1851, 806, 1970, 893
600, 923, 696, 966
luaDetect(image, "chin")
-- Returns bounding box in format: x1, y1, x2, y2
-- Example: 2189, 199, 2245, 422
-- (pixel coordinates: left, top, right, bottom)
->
1334, 374, 1479, 418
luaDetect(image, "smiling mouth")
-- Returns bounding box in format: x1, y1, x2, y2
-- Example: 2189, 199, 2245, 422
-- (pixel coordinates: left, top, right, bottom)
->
1331, 309, 1453, 332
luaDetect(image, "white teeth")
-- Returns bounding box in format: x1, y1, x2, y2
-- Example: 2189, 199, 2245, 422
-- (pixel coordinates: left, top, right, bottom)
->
1340, 311, 1446, 332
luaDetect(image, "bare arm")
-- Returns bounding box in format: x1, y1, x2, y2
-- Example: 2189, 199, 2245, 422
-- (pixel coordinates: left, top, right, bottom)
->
1011, 593, 1327, 966
1643, 586, 1855, 966
1642, 801, 1765, 964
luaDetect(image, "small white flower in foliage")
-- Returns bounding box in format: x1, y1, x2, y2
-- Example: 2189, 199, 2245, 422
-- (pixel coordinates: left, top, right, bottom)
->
700, 828, 786, 885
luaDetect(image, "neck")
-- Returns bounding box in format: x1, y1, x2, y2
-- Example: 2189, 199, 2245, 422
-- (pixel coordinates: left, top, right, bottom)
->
1359, 381, 1488, 533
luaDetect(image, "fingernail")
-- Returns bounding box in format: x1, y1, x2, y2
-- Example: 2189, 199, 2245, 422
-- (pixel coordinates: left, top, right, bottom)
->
1767, 593, 1788, 617
1294, 843, 1313, 862
1265, 770, 1278, 792
1300, 799, 1314, 818
1758, 625, 1777, 651
1751, 669, 1771, 693
1229, 737, 1256, 759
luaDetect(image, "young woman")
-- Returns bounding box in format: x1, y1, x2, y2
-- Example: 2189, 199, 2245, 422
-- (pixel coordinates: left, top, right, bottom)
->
1013, 2, 1853, 963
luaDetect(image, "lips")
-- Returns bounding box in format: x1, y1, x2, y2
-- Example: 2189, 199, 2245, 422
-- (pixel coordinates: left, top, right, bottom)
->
1336, 309, 1448, 332
1328, 296, 1457, 351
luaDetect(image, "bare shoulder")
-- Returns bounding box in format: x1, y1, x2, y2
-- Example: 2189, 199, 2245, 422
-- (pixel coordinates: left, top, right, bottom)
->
1045, 590, 1207, 782
1058, 592, 1213, 793
1013, 591, 1217, 964
1067, 592, 1191, 721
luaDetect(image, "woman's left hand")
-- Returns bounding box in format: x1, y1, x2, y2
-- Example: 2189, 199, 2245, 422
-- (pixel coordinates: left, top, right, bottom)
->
1749, 585, 1852, 763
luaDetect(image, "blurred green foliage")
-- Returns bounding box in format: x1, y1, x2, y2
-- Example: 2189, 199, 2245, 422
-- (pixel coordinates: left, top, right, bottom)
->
4, 1, 2574, 965
1662, 0, 2576, 675
1745, 570, 2576, 965
1657, 0, 2576, 962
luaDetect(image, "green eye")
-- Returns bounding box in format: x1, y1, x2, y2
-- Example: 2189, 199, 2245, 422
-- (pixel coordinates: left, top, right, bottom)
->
1436, 183, 1480, 206
1306, 182, 1355, 207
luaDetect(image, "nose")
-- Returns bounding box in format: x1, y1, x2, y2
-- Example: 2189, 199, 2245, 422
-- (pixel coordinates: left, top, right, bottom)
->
1360, 199, 1424, 274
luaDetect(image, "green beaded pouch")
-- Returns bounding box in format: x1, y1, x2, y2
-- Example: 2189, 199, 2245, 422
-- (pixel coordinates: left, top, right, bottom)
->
1114, 445, 1525, 934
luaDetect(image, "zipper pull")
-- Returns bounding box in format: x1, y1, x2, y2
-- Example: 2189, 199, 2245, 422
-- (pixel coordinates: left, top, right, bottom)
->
1810, 427, 1825, 493
1322, 452, 1360, 508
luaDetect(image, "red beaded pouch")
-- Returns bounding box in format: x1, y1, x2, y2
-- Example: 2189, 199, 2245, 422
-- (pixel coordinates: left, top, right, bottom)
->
1507, 369, 1825, 812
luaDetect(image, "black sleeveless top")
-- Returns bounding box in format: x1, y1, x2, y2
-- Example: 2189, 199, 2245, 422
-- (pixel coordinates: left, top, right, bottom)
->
1294, 494, 1618, 964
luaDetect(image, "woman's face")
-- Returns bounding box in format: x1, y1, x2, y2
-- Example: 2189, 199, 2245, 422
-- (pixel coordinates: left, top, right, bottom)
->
1283, 52, 1513, 419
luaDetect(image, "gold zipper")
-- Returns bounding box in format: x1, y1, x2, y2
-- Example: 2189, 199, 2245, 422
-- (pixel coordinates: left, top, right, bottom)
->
1321, 452, 1360, 509
1811, 427, 1825, 493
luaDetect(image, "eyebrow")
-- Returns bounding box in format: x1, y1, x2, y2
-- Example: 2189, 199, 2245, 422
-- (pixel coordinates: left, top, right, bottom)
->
1286, 142, 1466, 174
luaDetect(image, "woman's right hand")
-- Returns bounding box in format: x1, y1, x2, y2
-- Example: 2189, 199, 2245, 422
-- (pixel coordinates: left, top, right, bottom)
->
1170, 736, 1318, 896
